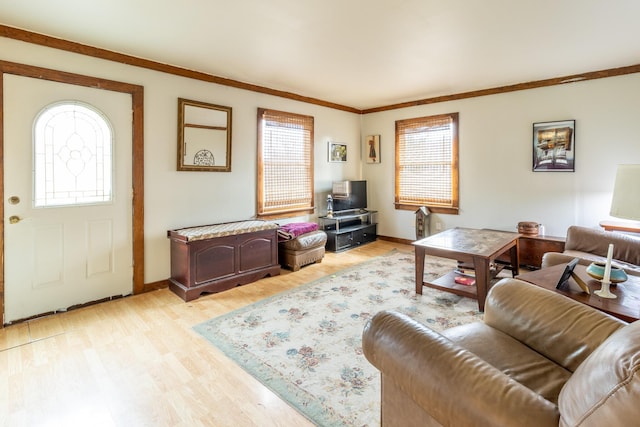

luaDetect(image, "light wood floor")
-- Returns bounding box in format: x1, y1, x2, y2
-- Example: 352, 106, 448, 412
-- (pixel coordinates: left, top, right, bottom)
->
0, 240, 409, 426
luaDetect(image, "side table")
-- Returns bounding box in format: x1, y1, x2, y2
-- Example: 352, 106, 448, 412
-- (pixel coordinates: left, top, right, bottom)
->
518, 234, 565, 269
496, 233, 565, 269
517, 263, 640, 322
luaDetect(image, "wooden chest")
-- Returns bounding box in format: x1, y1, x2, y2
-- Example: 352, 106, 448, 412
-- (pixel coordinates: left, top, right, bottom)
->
167, 220, 280, 301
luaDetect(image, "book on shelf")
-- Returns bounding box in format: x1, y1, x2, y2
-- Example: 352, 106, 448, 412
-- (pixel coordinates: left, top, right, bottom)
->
454, 275, 476, 286
454, 268, 476, 277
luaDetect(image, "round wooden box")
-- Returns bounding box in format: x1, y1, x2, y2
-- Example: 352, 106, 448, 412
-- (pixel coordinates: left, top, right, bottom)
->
518, 221, 540, 236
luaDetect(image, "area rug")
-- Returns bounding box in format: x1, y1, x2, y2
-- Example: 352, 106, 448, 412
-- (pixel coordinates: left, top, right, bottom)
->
193, 250, 485, 427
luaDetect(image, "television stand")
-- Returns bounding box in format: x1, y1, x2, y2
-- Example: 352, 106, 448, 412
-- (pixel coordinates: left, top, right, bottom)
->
319, 209, 377, 252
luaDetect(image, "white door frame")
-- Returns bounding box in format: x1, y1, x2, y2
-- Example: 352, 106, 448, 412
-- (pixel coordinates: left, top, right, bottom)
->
0, 60, 145, 326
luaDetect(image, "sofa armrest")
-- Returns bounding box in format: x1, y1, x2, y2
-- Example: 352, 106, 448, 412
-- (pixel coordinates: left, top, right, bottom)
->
484, 278, 626, 372
540, 251, 581, 269
362, 310, 559, 427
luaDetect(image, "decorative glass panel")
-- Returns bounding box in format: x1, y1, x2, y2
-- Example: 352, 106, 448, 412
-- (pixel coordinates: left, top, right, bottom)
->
33, 102, 113, 207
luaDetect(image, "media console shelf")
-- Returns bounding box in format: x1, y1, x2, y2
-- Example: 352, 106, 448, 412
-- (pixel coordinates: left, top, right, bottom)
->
319, 209, 377, 252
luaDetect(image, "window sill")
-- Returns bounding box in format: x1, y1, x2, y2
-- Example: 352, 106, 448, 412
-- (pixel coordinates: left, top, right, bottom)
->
257, 207, 315, 221
395, 203, 459, 215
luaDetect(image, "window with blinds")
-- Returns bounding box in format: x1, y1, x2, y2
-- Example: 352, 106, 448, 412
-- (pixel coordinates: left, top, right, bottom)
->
395, 112, 459, 214
257, 108, 314, 218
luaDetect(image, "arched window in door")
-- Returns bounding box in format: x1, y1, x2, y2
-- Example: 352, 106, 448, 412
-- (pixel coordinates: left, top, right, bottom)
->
33, 101, 113, 207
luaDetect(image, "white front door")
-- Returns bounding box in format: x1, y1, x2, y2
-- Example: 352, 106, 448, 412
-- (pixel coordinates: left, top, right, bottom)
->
3, 74, 133, 323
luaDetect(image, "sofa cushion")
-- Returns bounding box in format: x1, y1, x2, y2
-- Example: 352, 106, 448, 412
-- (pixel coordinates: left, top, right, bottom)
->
483, 279, 625, 372
565, 225, 640, 266
363, 308, 560, 427
279, 230, 327, 250
443, 322, 571, 404
558, 320, 640, 426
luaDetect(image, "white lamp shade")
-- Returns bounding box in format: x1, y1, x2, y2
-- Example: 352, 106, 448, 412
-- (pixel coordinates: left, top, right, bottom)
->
610, 164, 640, 221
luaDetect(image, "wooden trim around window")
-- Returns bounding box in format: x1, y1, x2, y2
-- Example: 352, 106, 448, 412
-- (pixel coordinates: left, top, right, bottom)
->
395, 112, 459, 214
256, 108, 314, 219
394, 204, 459, 215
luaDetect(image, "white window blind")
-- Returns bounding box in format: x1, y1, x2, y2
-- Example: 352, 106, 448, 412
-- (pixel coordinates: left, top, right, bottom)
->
257, 108, 314, 217
395, 113, 459, 213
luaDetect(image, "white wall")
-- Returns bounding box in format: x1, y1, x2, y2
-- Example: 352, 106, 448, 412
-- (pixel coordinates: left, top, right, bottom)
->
4, 36, 640, 285
361, 74, 640, 240
1, 37, 361, 284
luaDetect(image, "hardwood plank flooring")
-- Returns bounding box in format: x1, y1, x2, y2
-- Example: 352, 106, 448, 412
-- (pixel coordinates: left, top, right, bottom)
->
0, 240, 408, 426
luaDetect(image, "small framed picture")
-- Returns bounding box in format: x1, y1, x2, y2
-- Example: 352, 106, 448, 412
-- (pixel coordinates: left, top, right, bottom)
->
328, 142, 347, 162
365, 135, 380, 163
532, 120, 575, 172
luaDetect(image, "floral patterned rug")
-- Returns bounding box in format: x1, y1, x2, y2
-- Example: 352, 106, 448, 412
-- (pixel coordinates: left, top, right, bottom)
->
193, 250, 485, 427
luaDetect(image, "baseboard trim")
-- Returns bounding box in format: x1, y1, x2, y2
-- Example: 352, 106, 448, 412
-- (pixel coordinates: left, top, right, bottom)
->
377, 235, 414, 246
143, 279, 170, 293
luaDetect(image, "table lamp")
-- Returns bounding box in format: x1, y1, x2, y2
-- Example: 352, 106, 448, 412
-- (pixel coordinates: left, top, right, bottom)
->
595, 164, 640, 298
610, 164, 640, 221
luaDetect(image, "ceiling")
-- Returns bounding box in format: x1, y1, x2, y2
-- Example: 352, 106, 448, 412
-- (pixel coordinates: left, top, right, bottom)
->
2, 0, 640, 110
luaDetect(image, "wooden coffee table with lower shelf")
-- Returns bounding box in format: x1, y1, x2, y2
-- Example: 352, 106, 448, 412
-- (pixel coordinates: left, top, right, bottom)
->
516, 263, 640, 322
413, 228, 520, 312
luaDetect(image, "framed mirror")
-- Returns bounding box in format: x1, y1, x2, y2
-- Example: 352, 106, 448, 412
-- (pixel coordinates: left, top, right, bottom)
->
178, 98, 232, 171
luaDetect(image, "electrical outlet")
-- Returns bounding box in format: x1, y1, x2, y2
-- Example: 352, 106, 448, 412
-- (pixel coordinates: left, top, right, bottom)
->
435, 221, 443, 231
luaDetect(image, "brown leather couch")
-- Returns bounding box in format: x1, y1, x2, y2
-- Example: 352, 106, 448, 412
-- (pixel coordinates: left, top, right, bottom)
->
541, 225, 640, 276
362, 278, 640, 427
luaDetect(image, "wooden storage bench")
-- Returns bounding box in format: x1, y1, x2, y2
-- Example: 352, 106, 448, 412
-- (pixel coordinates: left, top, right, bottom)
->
167, 220, 280, 301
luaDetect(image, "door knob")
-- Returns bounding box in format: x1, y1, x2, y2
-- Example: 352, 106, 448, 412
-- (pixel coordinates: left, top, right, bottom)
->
9, 215, 21, 224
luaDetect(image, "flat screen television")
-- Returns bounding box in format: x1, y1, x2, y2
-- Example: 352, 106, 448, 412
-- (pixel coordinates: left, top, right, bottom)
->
332, 180, 367, 211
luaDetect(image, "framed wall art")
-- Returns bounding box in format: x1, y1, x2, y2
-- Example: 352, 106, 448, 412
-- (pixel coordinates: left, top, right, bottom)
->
328, 142, 347, 162
365, 135, 380, 163
532, 120, 575, 172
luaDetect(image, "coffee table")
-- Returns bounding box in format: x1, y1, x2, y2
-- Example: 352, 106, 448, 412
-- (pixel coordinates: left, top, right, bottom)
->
517, 263, 640, 322
413, 228, 520, 311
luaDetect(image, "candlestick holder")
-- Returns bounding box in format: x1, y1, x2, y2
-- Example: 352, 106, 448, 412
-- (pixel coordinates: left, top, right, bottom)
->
594, 280, 617, 299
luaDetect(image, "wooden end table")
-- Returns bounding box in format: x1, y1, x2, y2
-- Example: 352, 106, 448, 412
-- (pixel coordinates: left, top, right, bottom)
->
516, 263, 640, 322
413, 228, 520, 312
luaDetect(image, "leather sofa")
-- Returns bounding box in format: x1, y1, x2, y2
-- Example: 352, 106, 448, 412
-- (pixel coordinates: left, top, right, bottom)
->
541, 225, 640, 276
362, 278, 640, 427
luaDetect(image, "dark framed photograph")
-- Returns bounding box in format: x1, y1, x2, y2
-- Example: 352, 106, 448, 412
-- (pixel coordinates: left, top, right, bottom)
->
532, 120, 575, 172
556, 257, 579, 290
328, 142, 347, 162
